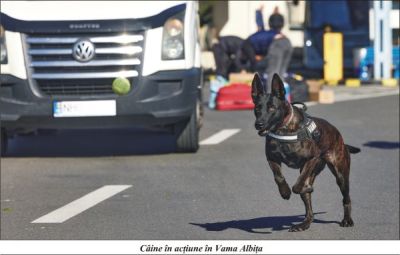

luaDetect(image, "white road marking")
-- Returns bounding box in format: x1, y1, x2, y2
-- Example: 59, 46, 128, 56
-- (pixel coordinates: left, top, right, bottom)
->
32, 185, 132, 223
200, 129, 241, 145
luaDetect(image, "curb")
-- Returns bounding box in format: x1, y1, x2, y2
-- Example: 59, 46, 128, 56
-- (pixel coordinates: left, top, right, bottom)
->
323, 78, 399, 87
344, 78, 399, 87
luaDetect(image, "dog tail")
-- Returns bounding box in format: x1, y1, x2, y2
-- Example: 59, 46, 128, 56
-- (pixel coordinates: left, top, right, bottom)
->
346, 144, 361, 154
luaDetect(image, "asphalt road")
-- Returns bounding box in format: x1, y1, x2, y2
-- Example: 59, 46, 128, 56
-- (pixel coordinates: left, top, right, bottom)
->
1, 94, 399, 240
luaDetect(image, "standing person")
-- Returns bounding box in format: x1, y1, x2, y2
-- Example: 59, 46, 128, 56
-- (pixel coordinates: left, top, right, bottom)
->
240, 6, 293, 90
265, 7, 293, 90
240, 6, 278, 73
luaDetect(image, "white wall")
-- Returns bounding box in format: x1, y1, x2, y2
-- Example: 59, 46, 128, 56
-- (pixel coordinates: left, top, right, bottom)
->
219, 1, 304, 47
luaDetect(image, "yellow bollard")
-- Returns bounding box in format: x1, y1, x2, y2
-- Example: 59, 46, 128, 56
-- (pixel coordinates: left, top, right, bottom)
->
382, 78, 399, 87
324, 32, 343, 86
345, 79, 361, 87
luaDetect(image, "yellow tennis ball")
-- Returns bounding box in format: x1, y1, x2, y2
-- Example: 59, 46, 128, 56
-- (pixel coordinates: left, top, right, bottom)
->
112, 77, 131, 95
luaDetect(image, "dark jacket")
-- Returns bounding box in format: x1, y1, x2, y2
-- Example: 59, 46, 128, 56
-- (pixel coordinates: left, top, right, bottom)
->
247, 30, 278, 56
217, 36, 244, 56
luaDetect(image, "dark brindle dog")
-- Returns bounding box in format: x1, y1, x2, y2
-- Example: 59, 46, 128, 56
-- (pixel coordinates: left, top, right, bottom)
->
251, 73, 360, 232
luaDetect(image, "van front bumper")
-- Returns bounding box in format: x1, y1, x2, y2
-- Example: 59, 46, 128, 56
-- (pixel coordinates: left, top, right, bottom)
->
0, 68, 201, 131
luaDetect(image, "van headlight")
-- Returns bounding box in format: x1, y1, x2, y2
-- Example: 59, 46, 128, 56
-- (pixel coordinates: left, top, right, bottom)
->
0, 25, 7, 64
162, 13, 185, 60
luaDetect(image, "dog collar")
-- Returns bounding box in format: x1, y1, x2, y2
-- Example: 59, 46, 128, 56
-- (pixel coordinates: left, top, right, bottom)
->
267, 132, 298, 141
268, 116, 320, 143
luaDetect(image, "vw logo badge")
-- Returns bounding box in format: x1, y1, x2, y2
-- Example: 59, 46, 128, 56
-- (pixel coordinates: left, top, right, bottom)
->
72, 39, 95, 62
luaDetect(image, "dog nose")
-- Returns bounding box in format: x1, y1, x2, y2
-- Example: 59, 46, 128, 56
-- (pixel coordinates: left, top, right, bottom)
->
255, 122, 264, 130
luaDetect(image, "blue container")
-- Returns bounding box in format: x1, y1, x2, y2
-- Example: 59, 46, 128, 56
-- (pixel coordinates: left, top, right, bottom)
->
284, 82, 291, 102
358, 46, 400, 80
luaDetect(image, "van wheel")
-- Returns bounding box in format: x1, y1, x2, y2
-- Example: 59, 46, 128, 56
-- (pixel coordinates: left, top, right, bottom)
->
1, 129, 8, 157
175, 108, 199, 153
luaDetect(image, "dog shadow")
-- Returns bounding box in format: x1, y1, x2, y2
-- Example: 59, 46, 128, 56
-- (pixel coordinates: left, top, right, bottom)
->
190, 212, 339, 234
363, 141, 400, 150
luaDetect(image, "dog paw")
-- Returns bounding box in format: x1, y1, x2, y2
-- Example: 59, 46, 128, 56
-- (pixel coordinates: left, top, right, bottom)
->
289, 221, 311, 232
291, 185, 302, 194
279, 184, 291, 200
340, 218, 354, 227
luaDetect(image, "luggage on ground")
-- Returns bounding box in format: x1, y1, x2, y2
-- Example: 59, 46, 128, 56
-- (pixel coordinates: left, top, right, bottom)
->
216, 83, 254, 110
285, 74, 309, 102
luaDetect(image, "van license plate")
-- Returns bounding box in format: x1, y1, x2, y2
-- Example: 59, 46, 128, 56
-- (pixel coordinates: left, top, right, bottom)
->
53, 100, 116, 117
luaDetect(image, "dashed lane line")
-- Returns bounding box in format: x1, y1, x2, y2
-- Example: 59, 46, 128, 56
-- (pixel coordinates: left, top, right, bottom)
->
31, 185, 132, 223
200, 129, 241, 145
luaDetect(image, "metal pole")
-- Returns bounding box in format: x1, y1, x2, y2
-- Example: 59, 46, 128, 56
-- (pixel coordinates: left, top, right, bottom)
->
374, 0, 393, 80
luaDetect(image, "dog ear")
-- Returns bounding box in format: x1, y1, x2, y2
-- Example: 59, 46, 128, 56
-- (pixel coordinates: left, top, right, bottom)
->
251, 73, 265, 101
271, 73, 286, 100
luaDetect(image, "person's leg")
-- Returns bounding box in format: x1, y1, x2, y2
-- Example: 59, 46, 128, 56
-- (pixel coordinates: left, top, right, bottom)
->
255, 57, 269, 75
265, 38, 293, 91
266, 40, 284, 92
212, 43, 230, 79
278, 38, 293, 77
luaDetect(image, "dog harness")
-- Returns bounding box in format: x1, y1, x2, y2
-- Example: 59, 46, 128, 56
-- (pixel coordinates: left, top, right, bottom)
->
267, 102, 320, 143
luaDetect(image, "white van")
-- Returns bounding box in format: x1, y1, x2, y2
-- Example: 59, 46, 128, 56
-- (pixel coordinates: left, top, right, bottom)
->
0, 1, 203, 154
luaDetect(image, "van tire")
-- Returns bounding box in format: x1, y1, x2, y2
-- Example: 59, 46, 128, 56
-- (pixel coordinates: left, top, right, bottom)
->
1, 129, 8, 157
175, 108, 199, 153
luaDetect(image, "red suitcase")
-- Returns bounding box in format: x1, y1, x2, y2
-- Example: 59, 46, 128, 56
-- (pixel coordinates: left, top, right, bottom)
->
216, 83, 255, 110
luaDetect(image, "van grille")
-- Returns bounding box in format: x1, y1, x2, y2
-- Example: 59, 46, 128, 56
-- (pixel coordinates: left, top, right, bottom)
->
24, 32, 144, 96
